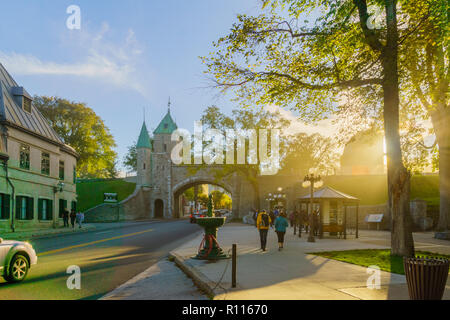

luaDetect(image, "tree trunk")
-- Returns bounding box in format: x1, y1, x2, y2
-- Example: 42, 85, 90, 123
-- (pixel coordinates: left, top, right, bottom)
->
384, 0, 415, 257
432, 107, 450, 231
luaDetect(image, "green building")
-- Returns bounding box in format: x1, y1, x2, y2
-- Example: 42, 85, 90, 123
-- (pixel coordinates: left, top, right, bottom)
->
0, 63, 78, 232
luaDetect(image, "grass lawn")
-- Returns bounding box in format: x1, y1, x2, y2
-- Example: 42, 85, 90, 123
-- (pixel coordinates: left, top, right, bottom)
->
309, 249, 450, 275
76, 179, 136, 212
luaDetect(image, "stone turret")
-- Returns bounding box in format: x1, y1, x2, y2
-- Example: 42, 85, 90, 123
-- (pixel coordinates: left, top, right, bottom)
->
136, 122, 152, 187
150, 103, 178, 218
152, 108, 178, 155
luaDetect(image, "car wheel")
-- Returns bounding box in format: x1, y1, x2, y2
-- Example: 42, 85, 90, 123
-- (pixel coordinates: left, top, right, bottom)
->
6, 254, 29, 283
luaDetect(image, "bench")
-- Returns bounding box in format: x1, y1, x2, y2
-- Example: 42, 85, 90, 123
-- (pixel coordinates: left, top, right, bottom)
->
321, 224, 345, 238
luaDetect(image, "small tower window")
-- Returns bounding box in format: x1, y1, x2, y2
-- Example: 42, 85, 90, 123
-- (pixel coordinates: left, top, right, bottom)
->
164, 123, 168, 129
143, 163, 146, 170
164, 144, 167, 152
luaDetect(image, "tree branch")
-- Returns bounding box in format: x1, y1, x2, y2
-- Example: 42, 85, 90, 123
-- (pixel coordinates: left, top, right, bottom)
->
215, 68, 382, 90
247, 20, 329, 38
353, 0, 384, 53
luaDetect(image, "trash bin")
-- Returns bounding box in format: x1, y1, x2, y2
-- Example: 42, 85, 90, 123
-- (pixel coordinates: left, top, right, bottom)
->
403, 257, 449, 300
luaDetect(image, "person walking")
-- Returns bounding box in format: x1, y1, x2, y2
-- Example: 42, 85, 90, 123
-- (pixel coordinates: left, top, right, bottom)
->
274, 208, 279, 218
313, 210, 320, 236
256, 210, 271, 251
63, 209, 69, 228
252, 209, 258, 227
80, 211, 85, 228
289, 211, 295, 228
302, 210, 309, 233
275, 212, 289, 251
70, 209, 76, 229
269, 210, 275, 228
76, 211, 84, 229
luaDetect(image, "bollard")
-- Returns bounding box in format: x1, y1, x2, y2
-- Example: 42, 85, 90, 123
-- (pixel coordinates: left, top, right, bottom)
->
232, 244, 237, 288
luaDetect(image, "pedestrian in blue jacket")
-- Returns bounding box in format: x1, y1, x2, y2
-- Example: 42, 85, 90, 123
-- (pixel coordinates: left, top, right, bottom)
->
275, 212, 289, 251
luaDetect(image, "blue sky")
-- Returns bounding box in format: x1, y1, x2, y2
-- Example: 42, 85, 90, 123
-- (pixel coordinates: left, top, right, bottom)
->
0, 0, 267, 173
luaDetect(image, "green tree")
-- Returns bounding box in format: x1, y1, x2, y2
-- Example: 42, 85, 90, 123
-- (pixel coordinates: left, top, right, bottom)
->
211, 190, 226, 209
198, 193, 209, 208
123, 142, 137, 172
33, 96, 118, 179
211, 190, 233, 210
400, 1, 449, 230
281, 132, 339, 176
183, 187, 195, 202
203, 0, 421, 256
199, 106, 290, 214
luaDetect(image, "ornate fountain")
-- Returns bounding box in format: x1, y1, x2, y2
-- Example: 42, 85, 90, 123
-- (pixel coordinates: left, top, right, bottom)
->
194, 194, 229, 260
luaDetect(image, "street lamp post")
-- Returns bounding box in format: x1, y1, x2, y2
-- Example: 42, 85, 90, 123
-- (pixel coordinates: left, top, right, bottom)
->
303, 173, 323, 243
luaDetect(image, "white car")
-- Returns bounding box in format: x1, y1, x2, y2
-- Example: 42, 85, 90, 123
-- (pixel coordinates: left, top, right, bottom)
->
0, 237, 38, 283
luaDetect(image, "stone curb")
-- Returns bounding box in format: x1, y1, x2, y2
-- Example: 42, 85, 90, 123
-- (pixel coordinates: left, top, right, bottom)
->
169, 251, 220, 299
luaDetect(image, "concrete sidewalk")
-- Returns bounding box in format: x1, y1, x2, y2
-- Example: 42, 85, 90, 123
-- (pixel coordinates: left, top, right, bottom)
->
169, 224, 450, 300
101, 257, 208, 300
0, 219, 159, 241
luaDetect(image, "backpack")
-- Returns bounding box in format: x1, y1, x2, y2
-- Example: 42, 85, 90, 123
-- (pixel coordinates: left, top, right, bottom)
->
260, 213, 269, 227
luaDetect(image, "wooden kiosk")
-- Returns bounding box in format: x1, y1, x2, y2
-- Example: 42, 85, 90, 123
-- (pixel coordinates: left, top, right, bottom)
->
297, 186, 360, 239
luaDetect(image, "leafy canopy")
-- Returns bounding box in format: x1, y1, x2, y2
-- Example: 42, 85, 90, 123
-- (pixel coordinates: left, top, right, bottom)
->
34, 96, 118, 179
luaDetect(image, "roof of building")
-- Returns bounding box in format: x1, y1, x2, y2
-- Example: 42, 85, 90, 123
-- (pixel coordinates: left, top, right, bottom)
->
298, 186, 359, 201
137, 122, 152, 149
0, 63, 65, 145
153, 109, 177, 134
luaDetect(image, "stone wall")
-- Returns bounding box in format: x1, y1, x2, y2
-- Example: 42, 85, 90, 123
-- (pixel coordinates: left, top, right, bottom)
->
84, 187, 151, 222
345, 200, 433, 231
84, 203, 121, 222
121, 187, 151, 220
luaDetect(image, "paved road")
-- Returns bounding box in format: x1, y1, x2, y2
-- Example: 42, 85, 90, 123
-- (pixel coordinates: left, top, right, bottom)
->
0, 220, 202, 300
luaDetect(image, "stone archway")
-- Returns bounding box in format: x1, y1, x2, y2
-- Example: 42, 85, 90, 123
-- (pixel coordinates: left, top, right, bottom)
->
172, 177, 234, 219
154, 199, 164, 218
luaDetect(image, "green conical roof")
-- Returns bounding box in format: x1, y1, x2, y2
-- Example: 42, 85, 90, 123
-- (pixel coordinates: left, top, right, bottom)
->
137, 122, 152, 149
153, 110, 177, 134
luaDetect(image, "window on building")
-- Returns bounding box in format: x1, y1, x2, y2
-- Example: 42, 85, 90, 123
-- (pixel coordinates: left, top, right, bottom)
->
73, 166, 77, 184
23, 97, 32, 113
41, 152, 50, 175
143, 163, 146, 170
19, 144, 30, 170
0, 193, 11, 219
164, 123, 168, 129
16, 196, 34, 220
163, 144, 167, 152
38, 199, 53, 221
59, 199, 67, 218
59, 161, 65, 180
